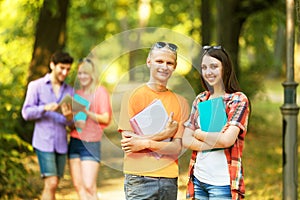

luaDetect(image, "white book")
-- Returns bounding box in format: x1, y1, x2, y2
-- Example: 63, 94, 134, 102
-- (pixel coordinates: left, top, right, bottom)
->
129, 99, 170, 159
130, 99, 169, 137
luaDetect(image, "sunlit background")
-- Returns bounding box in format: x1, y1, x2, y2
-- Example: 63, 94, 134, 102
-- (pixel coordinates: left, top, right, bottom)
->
0, 0, 299, 199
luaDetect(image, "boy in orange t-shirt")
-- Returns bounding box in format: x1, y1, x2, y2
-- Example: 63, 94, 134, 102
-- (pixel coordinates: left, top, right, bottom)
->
118, 42, 190, 200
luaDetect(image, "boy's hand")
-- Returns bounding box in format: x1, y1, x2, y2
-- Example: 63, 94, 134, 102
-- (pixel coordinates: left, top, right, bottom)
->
164, 112, 178, 138
44, 102, 59, 111
61, 103, 73, 120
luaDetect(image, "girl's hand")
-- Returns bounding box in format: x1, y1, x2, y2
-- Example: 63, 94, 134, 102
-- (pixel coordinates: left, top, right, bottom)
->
75, 120, 86, 129
193, 129, 206, 141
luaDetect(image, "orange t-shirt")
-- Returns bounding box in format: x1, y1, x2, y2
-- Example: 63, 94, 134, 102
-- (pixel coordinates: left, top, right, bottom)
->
70, 86, 112, 142
118, 84, 190, 178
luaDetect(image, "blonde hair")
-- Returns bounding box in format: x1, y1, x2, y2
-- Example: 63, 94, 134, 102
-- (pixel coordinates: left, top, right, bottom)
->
77, 58, 99, 93
149, 42, 178, 59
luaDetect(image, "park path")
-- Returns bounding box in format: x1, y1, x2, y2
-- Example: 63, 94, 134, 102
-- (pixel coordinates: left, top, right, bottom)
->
53, 132, 189, 200
56, 170, 187, 200
56, 176, 126, 200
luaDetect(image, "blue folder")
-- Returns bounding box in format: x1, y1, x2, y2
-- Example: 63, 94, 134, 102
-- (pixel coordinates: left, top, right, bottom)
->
198, 97, 227, 132
73, 94, 90, 132
198, 97, 227, 152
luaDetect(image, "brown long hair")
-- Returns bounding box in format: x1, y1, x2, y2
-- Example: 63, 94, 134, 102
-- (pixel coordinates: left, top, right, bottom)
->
200, 47, 241, 93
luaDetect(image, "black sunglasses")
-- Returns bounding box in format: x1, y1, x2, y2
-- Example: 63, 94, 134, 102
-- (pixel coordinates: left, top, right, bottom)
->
153, 41, 178, 52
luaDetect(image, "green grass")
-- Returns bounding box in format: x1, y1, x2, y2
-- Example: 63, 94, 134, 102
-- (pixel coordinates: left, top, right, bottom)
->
243, 100, 283, 199
237, 78, 300, 199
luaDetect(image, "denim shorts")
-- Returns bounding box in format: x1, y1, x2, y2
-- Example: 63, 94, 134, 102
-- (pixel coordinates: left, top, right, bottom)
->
35, 149, 67, 178
68, 137, 101, 162
124, 174, 178, 200
193, 175, 232, 200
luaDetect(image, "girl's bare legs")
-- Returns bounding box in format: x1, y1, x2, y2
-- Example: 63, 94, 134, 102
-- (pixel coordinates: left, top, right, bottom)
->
70, 158, 99, 200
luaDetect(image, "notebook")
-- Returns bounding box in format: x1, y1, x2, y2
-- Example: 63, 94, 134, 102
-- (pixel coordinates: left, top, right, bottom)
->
73, 94, 90, 132
57, 94, 87, 113
198, 97, 227, 132
129, 99, 170, 159
198, 97, 227, 153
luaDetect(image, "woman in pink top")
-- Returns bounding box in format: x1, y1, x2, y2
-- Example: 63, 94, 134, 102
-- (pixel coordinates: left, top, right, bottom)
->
68, 58, 112, 200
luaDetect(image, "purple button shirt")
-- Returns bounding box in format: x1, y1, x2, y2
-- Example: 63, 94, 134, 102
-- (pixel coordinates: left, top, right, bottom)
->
22, 74, 74, 153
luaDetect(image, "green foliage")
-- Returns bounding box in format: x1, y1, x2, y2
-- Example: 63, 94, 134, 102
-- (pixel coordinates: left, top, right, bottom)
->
239, 66, 265, 100
237, 6, 286, 99
66, 0, 201, 59
240, 7, 285, 74
0, 0, 41, 134
0, 1, 41, 198
0, 133, 36, 199
0, 72, 27, 133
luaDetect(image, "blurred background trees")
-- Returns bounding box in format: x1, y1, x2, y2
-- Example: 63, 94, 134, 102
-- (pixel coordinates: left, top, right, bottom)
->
0, 0, 294, 198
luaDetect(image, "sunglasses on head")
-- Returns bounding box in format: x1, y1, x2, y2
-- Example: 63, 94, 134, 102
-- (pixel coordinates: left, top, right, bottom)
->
153, 41, 178, 52
79, 58, 94, 68
202, 45, 226, 53
202, 46, 227, 54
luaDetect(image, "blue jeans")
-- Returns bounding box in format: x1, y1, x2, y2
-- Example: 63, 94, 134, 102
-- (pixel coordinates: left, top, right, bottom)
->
193, 175, 232, 200
124, 174, 178, 200
35, 149, 67, 178
68, 137, 101, 162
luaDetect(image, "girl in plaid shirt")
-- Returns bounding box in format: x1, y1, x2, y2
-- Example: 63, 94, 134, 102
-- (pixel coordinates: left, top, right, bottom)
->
183, 46, 250, 200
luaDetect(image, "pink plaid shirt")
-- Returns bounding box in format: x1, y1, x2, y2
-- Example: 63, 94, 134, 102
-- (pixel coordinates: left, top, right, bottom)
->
184, 91, 250, 200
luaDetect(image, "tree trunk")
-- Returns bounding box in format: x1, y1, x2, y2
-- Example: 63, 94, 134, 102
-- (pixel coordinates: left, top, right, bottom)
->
216, 0, 245, 78
27, 0, 70, 83
18, 0, 70, 143
201, 0, 212, 45
215, 0, 280, 79
273, 24, 285, 77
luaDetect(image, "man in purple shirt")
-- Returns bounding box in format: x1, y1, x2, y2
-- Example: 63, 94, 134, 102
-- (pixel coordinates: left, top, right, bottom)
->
22, 51, 74, 200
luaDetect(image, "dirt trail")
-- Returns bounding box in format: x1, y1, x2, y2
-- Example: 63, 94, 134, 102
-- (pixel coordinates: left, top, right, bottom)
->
28, 124, 189, 200
56, 172, 187, 200
56, 176, 126, 200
